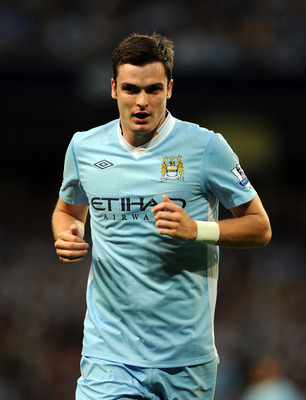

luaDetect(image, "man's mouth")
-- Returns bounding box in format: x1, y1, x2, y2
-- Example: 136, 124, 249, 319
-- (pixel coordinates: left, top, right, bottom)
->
134, 112, 150, 120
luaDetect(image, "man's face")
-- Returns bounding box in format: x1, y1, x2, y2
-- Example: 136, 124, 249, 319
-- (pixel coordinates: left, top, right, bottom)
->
111, 62, 173, 146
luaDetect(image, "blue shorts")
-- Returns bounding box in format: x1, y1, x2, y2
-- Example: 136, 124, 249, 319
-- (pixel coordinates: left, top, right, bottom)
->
76, 356, 218, 400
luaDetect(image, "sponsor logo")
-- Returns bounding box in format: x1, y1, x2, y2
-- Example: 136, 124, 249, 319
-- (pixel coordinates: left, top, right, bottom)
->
231, 164, 251, 188
161, 156, 184, 181
91, 197, 186, 212
91, 196, 187, 221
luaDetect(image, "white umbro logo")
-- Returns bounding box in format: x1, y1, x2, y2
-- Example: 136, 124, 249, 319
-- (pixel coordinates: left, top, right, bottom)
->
94, 160, 114, 170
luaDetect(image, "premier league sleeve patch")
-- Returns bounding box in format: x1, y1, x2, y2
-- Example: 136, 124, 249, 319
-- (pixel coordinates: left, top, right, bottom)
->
231, 164, 251, 188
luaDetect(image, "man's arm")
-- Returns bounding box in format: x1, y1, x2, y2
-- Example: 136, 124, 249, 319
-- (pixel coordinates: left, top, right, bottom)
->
217, 194, 271, 248
152, 194, 271, 248
52, 197, 89, 263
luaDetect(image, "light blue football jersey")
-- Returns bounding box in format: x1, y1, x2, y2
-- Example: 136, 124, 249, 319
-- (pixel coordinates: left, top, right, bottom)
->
59, 112, 256, 368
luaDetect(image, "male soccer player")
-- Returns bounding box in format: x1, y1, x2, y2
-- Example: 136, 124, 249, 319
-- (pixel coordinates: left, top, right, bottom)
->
52, 33, 271, 400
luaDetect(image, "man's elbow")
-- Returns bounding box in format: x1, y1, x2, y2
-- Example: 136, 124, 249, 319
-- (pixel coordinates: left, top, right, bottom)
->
258, 219, 272, 247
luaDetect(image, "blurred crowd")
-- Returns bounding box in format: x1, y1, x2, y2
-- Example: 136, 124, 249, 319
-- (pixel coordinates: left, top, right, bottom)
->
1, 1, 306, 399
215, 241, 305, 399
1, 0, 306, 76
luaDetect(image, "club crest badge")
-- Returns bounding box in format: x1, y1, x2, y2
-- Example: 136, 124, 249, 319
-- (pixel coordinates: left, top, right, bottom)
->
161, 156, 184, 181
231, 164, 251, 188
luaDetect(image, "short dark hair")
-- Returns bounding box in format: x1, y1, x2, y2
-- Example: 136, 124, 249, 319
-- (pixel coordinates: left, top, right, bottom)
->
112, 32, 174, 83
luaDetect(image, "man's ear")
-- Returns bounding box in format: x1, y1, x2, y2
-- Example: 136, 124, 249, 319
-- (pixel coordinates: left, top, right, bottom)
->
167, 79, 174, 100
111, 78, 117, 99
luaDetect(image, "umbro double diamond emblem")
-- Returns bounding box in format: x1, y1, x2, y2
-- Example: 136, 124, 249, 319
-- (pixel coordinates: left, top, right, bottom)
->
94, 160, 114, 170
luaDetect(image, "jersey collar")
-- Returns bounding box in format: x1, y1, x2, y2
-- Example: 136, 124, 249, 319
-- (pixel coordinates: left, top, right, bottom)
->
116, 110, 175, 158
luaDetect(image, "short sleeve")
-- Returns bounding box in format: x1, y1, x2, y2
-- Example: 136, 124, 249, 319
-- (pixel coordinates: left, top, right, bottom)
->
59, 136, 89, 205
203, 133, 257, 209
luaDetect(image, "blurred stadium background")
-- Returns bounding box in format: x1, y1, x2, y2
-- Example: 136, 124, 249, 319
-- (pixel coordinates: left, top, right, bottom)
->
1, 1, 305, 399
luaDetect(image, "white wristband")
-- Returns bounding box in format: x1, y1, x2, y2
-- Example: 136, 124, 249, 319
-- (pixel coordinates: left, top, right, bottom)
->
195, 221, 220, 244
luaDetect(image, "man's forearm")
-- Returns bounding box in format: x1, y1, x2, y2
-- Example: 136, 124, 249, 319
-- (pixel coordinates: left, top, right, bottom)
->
51, 198, 88, 240
52, 208, 85, 240
217, 213, 271, 248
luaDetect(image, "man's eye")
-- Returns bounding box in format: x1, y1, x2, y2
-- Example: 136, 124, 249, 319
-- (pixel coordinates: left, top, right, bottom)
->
123, 86, 138, 93
147, 87, 161, 94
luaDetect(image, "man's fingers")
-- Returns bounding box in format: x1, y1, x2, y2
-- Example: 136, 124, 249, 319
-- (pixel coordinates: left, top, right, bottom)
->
151, 194, 179, 214
151, 195, 197, 241
54, 236, 89, 263
55, 244, 88, 263
154, 210, 180, 223
57, 230, 87, 243
54, 225, 89, 263
55, 250, 88, 262
162, 194, 174, 203
54, 238, 88, 250
152, 201, 179, 214
70, 223, 82, 238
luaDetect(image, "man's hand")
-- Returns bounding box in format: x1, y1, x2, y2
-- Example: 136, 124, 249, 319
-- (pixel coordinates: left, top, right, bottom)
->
152, 194, 197, 241
54, 223, 89, 263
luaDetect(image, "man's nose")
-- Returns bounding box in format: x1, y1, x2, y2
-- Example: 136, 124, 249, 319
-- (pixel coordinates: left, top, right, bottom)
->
137, 91, 148, 109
